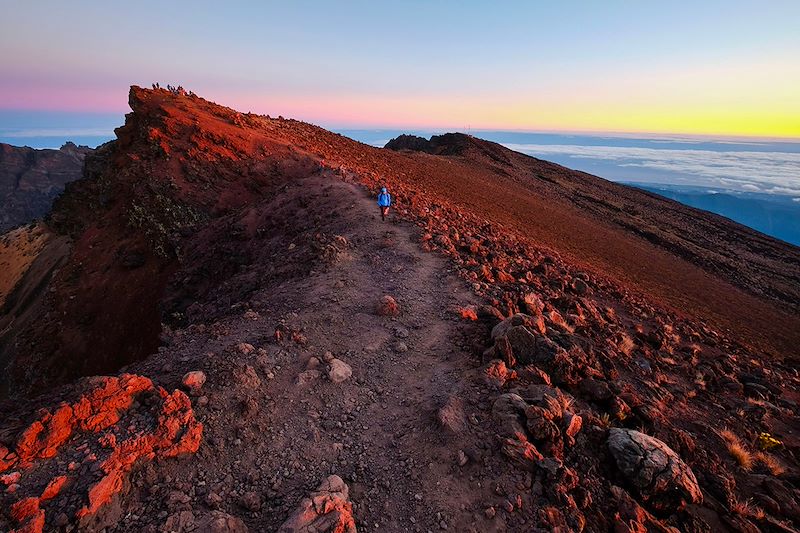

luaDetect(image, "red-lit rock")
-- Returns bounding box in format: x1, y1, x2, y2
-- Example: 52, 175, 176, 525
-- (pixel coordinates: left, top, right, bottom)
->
376, 295, 400, 317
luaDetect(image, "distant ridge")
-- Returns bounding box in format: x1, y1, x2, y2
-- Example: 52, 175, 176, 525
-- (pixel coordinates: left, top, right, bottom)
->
0, 141, 92, 232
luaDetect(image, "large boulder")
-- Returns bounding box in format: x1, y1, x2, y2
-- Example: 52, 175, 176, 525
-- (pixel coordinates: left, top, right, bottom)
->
491, 393, 529, 441
607, 428, 703, 513
491, 313, 533, 340
490, 314, 560, 365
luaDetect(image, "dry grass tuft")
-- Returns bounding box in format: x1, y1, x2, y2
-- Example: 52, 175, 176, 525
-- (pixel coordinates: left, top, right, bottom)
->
618, 334, 635, 356
730, 497, 765, 520
754, 452, 785, 476
720, 429, 753, 471
545, 393, 574, 419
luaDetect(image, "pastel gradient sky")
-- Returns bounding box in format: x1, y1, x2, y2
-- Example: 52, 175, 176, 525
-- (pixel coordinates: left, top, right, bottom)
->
2, 0, 799, 137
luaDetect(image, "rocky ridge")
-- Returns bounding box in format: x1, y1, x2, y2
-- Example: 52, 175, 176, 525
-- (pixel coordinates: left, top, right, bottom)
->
0, 87, 798, 532
0, 142, 92, 233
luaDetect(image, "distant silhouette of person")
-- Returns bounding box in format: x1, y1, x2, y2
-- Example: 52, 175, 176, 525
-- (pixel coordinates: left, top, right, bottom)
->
377, 187, 392, 221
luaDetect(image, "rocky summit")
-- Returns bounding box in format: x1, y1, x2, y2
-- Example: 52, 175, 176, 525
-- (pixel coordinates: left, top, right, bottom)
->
0, 87, 798, 532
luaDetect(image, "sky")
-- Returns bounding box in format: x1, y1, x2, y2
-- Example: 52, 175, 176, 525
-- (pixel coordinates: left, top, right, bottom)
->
2, 0, 799, 138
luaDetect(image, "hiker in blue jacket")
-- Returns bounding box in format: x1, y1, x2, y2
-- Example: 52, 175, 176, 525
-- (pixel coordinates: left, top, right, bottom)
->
377, 187, 392, 221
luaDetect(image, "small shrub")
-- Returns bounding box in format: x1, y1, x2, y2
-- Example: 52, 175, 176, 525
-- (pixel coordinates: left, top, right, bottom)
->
757, 432, 782, 450
730, 497, 765, 520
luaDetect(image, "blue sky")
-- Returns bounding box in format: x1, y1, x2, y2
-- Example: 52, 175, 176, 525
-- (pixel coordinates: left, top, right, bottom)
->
2, 1, 799, 136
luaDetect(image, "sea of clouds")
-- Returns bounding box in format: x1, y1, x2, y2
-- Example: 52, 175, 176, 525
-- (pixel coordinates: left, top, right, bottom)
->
502, 143, 800, 197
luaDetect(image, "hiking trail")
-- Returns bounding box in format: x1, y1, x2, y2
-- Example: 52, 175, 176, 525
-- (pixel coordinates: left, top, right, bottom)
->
114, 174, 521, 532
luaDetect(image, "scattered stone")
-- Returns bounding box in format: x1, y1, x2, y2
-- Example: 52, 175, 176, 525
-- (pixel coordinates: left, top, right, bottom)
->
163, 510, 196, 532
485, 506, 496, 519
437, 396, 467, 433
243, 310, 260, 321
297, 369, 321, 385
196, 511, 249, 533
327, 358, 352, 383
376, 295, 400, 317
237, 343, 255, 355
457, 450, 469, 466
277, 475, 356, 533
0, 374, 203, 532
167, 490, 191, 508
393, 342, 408, 353
322, 351, 336, 363
458, 307, 478, 321
182, 371, 207, 393
607, 428, 702, 512
518, 383, 562, 406
233, 364, 262, 388
240, 491, 261, 512
393, 327, 410, 339
205, 491, 223, 509
572, 278, 589, 295
240, 397, 259, 417
491, 313, 530, 340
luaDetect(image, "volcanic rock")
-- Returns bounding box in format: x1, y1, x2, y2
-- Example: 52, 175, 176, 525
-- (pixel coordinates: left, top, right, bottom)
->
0, 374, 202, 532
607, 428, 702, 512
196, 511, 249, 533
376, 295, 400, 317
492, 393, 528, 441
327, 359, 353, 383
277, 475, 356, 533
483, 359, 516, 387
182, 370, 207, 393
437, 396, 467, 434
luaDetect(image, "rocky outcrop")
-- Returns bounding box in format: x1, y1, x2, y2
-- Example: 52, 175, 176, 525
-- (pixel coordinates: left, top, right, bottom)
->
278, 475, 356, 533
0, 374, 202, 532
0, 142, 92, 232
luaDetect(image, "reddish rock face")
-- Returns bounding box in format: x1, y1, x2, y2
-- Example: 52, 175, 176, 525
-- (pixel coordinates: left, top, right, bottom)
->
0, 374, 202, 533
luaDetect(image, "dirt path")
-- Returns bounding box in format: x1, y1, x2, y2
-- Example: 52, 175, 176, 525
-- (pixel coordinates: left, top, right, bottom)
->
115, 175, 525, 532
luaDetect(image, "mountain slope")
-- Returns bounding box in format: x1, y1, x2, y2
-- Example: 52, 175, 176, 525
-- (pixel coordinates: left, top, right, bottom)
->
0, 142, 92, 232
1, 87, 798, 533
384, 133, 800, 314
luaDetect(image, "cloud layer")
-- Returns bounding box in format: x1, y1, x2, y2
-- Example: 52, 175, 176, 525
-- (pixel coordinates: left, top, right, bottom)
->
504, 143, 800, 196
